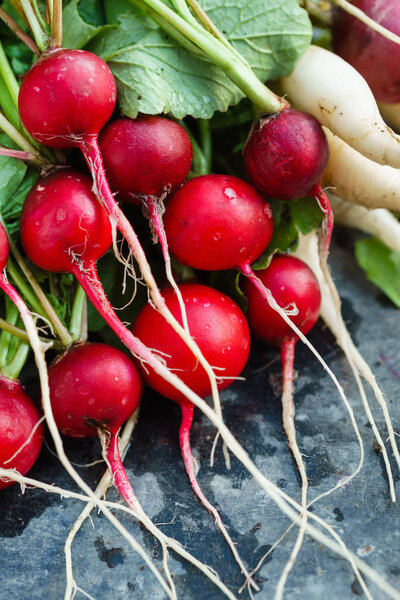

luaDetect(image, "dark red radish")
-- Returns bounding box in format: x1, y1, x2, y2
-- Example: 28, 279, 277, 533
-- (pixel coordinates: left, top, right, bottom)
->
99, 115, 193, 331
164, 174, 273, 271
244, 109, 332, 263
99, 116, 192, 201
132, 282, 252, 580
332, 0, 400, 103
0, 376, 43, 489
243, 254, 321, 581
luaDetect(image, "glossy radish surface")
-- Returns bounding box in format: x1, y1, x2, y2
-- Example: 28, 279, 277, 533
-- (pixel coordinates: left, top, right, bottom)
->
0, 376, 43, 489
20, 169, 112, 272
164, 174, 273, 271
18, 49, 116, 148
132, 283, 250, 404
99, 116, 193, 200
48, 343, 142, 438
0, 222, 9, 271
332, 0, 400, 103
242, 254, 321, 347
244, 108, 329, 201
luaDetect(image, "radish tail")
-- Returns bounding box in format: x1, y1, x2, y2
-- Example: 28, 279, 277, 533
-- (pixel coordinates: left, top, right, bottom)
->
314, 185, 334, 266
80, 137, 227, 465
179, 402, 257, 592
275, 338, 308, 600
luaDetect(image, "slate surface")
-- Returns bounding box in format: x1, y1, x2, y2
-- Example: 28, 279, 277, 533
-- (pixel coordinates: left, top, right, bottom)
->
1, 231, 400, 600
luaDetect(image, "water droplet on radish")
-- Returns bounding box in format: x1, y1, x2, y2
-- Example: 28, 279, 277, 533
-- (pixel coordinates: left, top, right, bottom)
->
213, 232, 221, 241
121, 397, 129, 406
56, 208, 66, 222
79, 385, 89, 396
224, 187, 239, 202
192, 297, 198, 303
88, 398, 95, 406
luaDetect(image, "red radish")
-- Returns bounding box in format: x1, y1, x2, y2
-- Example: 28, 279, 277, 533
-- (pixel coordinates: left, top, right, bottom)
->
0, 376, 43, 489
0, 223, 9, 271
242, 254, 321, 590
99, 115, 193, 330
244, 108, 332, 263
332, 0, 400, 103
164, 174, 273, 271
99, 116, 192, 200
132, 282, 252, 581
48, 343, 143, 506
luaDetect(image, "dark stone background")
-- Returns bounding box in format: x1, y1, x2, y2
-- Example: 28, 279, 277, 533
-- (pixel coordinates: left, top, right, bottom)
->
1, 231, 399, 600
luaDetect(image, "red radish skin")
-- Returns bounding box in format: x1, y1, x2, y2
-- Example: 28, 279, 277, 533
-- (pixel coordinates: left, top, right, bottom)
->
133, 282, 253, 584
0, 224, 9, 271
332, 0, 400, 103
99, 116, 193, 200
48, 343, 142, 438
0, 376, 43, 490
243, 255, 321, 592
244, 109, 333, 263
132, 283, 250, 403
164, 174, 273, 271
18, 49, 117, 148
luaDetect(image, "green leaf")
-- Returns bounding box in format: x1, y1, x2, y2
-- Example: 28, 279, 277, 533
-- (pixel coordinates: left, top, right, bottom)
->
88, 0, 311, 119
63, 0, 114, 49
46, 293, 68, 324
2, 168, 39, 239
252, 201, 298, 270
290, 196, 322, 235
354, 237, 400, 308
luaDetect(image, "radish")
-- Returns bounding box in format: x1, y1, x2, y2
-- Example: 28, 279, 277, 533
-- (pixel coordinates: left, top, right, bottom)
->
323, 127, 400, 211
332, 0, 400, 103
244, 108, 333, 266
0, 376, 44, 489
280, 45, 400, 167
99, 115, 193, 330
132, 282, 253, 585
242, 254, 321, 595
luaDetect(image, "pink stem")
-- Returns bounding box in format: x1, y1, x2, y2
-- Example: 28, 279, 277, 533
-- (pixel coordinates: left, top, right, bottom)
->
102, 426, 143, 515
313, 184, 334, 266
0, 7, 39, 55
0, 146, 37, 161
145, 195, 168, 255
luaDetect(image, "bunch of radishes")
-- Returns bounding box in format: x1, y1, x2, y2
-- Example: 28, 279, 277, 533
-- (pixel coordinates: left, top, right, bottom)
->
1, 0, 400, 599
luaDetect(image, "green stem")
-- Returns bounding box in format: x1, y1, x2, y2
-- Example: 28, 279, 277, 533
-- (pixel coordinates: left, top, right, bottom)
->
31, 0, 49, 34
69, 284, 87, 342
7, 235, 73, 346
0, 315, 62, 349
19, 0, 49, 52
0, 78, 20, 130
132, 0, 284, 113
7, 259, 46, 317
0, 7, 39, 55
179, 120, 208, 176
0, 42, 23, 107
0, 112, 45, 168
46, 0, 54, 26
0, 298, 19, 367
198, 119, 212, 173
2, 340, 30, 379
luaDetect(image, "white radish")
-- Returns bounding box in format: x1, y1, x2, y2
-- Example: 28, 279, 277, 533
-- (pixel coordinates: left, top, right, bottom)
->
323, 127, 400, 211
329, 192, 400, 253
280, 45, 400, 167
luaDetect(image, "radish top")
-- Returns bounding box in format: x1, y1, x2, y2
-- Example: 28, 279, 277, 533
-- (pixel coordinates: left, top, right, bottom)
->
99, 116, 193, 200
242, 255, 321, 347
48, 343, 142, 438
244, 108, 329, 200
164, 174, 273, 271
18, 49, 117, 148
132, 283, 250, 404
0, 376, 43, 489
20, 169, 112, 273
